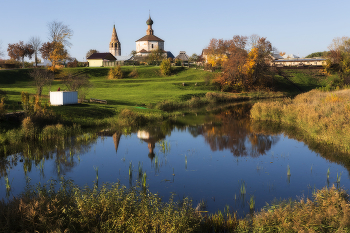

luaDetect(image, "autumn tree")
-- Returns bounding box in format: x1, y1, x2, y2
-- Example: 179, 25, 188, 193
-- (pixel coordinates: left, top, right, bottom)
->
86, 49, 98, 59
7, 41, 34, 68
205, 38, 231, 67
29, 69, 54, 96
324, 36, 350, 77
39, 41, 68, 72
62, 73, 92, 100
279, 51, 286, 56
28, 37, 42, 67
213, 35, 273, 91
40, 21, 73, 71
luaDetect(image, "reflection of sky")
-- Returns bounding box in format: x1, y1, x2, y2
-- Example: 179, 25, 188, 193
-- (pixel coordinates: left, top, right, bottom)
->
0, 129, 349, 216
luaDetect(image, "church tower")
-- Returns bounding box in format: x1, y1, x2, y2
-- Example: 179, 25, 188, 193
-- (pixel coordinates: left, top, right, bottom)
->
109, 25, 121, 57
146, 15, 154, 35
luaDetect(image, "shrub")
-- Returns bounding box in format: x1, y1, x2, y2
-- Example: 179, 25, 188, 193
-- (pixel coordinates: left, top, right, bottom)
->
108, 65, 123, 79
128, 68, 139, 78
160, 59, 171, 76
21, 117, 35, 139
0, 97, 6, 118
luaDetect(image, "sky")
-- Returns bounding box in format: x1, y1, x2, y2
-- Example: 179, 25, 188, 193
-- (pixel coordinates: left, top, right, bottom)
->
1, 0, 350, 61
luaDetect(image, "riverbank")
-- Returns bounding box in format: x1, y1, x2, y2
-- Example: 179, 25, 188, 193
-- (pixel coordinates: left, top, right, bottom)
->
0, 179, 348, 232
251, 89, 350, 153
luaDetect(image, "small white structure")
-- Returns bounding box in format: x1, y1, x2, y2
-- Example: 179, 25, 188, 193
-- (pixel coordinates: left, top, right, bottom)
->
50, 91, 78, 106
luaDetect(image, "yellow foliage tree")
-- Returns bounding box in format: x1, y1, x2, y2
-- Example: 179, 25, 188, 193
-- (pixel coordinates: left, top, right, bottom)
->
48, 42, 68, 72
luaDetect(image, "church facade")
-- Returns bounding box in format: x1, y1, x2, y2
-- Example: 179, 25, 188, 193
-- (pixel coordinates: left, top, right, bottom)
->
136, 16, 166, 56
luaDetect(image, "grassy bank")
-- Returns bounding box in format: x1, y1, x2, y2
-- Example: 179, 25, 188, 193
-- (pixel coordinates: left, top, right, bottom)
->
0, 66, 286, 127
251, 89, 350, 152
1, 179, 349, 232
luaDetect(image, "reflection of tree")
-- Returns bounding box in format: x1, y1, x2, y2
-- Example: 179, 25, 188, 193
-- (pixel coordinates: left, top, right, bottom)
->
0, 134, 98, 179
251, 120, 350, 174
190, 103, 279, 157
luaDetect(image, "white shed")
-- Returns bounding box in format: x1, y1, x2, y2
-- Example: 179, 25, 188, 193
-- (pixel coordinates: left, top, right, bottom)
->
50, 91, 78, 106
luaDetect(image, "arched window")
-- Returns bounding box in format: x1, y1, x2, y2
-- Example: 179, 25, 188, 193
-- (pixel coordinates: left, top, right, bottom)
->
111, 44, 113, 48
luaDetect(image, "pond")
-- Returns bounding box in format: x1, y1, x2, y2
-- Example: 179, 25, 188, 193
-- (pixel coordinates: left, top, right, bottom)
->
1, 102, 350, 216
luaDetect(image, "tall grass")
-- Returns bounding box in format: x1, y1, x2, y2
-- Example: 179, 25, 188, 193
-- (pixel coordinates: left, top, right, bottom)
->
1, 180, 349, 232
251, 89, 350, 152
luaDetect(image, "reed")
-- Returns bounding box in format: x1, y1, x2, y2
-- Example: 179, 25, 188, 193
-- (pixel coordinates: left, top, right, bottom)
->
336, 172, 342, 183
240, 180, 246, 195
327, 168, 330, 180
138, 161, 142, 178
287, 165, 291, 176
129, 162, 132, 177
250, 195, 255, 210
142, 172, 147, 188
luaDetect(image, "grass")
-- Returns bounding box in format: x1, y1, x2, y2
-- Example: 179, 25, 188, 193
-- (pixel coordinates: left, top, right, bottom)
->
0, 66, 287, 128
1, 178, 349, 232
251, 89, 350, 153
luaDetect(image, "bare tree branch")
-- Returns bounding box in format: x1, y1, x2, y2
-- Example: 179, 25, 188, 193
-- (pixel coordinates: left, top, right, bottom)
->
29, 37, 42, 66
47, 21, 73, 48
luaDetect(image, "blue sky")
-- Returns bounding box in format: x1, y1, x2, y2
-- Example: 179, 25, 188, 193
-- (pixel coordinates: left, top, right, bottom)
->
1, 0, 350, 61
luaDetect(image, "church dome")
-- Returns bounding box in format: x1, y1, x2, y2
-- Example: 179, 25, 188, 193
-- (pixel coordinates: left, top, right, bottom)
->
146, 16, 153, 25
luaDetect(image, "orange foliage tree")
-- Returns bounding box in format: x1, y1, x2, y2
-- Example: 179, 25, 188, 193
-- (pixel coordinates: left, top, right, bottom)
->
212, 35, 273, 92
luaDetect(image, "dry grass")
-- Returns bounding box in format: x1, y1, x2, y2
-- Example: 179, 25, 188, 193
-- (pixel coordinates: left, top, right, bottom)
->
251, 89, 350, 152
1, 180, 349, 232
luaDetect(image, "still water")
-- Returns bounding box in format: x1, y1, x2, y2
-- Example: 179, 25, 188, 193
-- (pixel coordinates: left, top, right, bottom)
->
1, 103, 349, 216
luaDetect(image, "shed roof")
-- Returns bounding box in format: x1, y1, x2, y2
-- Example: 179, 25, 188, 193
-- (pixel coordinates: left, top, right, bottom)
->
136, 34, 164, 42
87, 53, 116, 60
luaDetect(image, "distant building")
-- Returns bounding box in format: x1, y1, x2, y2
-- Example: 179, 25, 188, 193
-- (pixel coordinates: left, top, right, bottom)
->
282, 54, 299, 59
136, 15, 166, 57
109, 25, 121, 57
175, 51, 190, 61
272, 58, 326, 67
87, 53, 116, 67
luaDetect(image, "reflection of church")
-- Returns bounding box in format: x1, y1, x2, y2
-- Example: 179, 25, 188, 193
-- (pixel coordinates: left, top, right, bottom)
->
137, 130, 166, 161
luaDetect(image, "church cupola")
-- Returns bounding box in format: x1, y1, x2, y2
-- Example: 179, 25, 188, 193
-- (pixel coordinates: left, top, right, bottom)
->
146, 16, 154, 35
109, 25, 121, 57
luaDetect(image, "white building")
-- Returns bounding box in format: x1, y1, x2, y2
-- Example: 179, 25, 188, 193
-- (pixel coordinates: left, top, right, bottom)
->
135, 15, 166, 56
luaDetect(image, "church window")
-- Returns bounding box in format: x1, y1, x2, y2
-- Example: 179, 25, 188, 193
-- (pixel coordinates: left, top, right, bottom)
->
111, 44, 113, 48
152, 44, 154, 49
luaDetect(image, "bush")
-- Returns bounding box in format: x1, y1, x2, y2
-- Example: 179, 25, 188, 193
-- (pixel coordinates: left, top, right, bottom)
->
128, 68, 139, 78
0, 97, 6, 118
108, 65, 123, 79
160, 59, 171, 76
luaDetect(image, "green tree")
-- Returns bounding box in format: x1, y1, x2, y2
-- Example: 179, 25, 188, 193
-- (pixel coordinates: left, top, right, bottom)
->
160, 58, 172, 76
305, 51, 327, 58
147, 48, 164, 65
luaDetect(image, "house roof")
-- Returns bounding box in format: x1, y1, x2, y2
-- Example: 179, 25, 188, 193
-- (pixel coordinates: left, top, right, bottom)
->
136, 34, 164, 42
175, 51, 190, 61
137, 49, 167, 53
87, 53, 116, 60
114, 56, 134, 61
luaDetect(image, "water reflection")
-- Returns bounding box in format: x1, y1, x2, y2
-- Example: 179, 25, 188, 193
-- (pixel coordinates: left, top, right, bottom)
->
137, 128, 166, 161
189, 104, 280, 157
1, 102, 350, 215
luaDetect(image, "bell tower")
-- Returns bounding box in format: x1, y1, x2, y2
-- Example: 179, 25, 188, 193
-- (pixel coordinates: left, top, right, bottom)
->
109, 25, 121, 57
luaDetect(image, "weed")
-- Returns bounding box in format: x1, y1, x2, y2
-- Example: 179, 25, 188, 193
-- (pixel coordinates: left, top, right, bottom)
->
287, 165, 291, 176
250, 195, 255, 210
